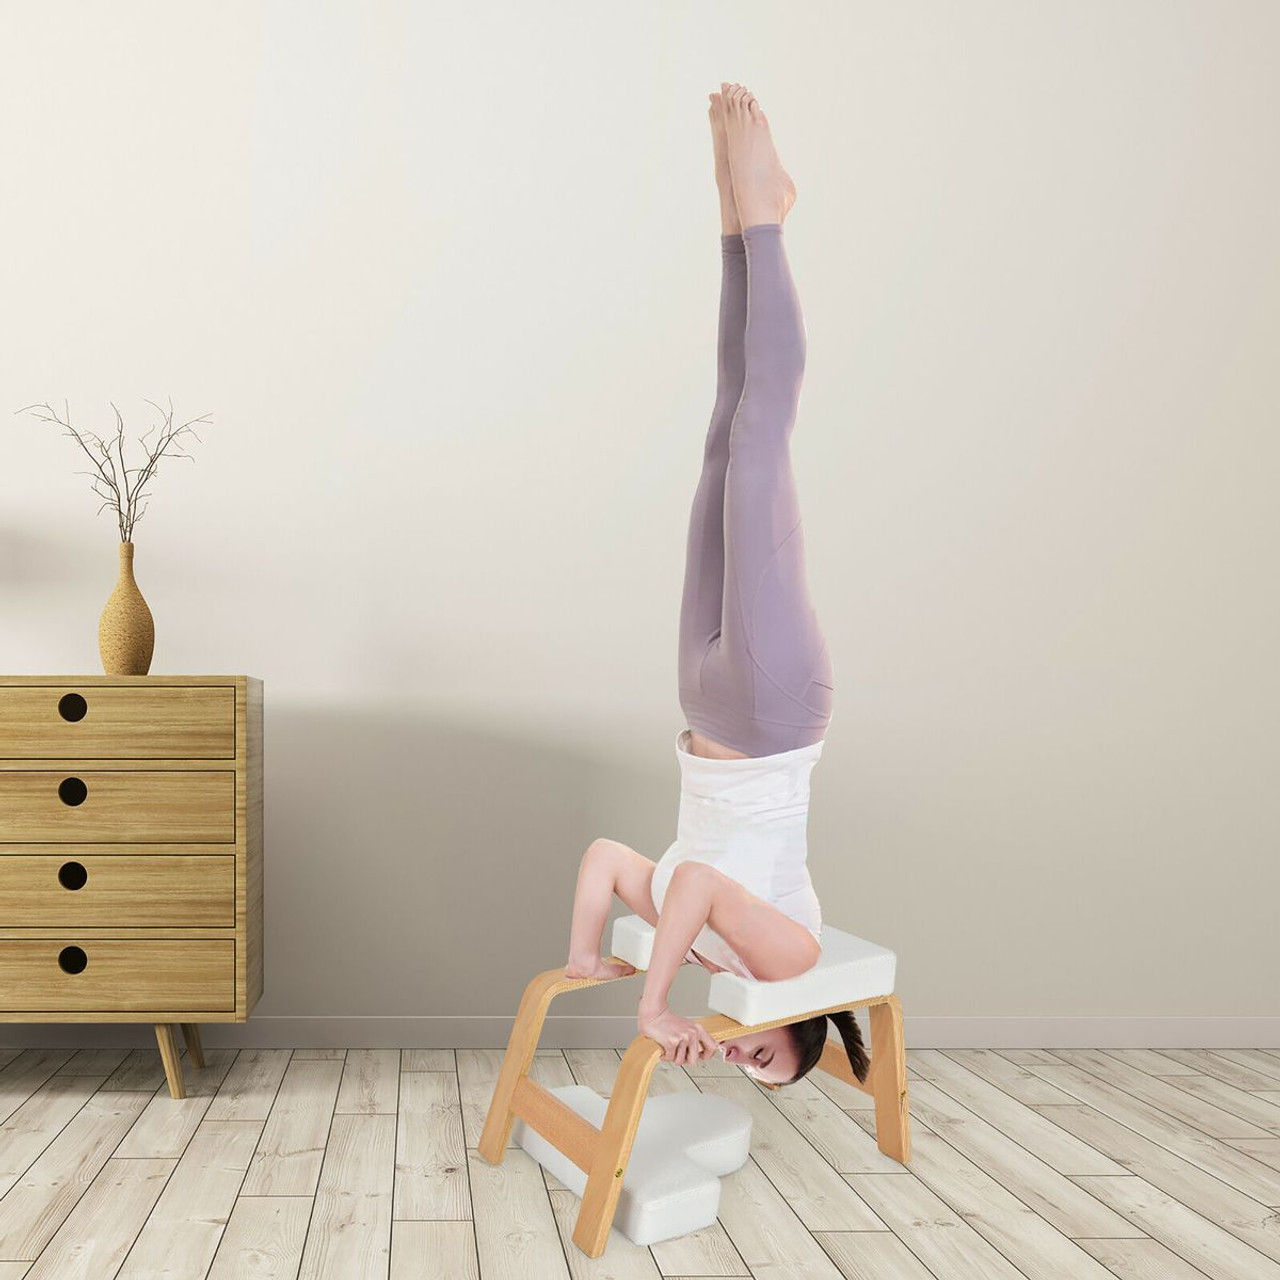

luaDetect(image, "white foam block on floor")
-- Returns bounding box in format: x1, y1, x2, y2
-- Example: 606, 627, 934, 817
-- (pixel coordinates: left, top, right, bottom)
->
511, 1086, 752, 1246
611, 913, 896, 1027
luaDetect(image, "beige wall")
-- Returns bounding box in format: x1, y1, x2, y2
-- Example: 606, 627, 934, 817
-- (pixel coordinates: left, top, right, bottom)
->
2, 1, 1276, 1049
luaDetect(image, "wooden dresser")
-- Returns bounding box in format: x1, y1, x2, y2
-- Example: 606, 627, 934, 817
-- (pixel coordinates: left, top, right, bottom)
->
0, 675, 263, 1098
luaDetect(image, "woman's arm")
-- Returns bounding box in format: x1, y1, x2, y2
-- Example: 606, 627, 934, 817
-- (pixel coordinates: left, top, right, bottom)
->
637, 860, 723, 1063
643, 857, 821, 994
638, 861, 724, 1014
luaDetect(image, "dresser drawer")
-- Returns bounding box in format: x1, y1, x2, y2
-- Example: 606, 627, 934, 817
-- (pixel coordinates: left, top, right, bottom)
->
0, 685, 234, 759
0, 855, 234, 926
0, 938, 235, 1011
0, 771, 235, 842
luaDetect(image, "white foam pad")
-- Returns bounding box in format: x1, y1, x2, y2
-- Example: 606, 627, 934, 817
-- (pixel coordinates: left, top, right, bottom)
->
611, 914, 896, 1027
511, 1086, 751, 1246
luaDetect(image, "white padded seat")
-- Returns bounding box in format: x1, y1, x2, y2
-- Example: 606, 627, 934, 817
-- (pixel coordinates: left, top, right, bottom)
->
611, 914, 896, 1027
512, 1086, 752, 1246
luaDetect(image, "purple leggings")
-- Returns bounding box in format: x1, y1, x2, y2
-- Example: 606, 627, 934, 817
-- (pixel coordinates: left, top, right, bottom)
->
677, 223, 834, 758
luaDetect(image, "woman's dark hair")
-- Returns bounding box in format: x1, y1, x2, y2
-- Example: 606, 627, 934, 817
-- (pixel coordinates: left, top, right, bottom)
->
780, 1009, 869, 1086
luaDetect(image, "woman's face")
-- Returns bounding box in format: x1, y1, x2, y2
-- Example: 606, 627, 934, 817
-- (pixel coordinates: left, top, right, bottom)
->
719, 1028, 797, 1084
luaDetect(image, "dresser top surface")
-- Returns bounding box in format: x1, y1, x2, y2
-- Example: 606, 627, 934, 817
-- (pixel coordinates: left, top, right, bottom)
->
0, 676, 259, 685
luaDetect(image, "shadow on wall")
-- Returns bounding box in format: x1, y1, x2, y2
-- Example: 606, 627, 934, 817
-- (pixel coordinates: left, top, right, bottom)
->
0, 525, 116, 597
262, 704, 692, 1020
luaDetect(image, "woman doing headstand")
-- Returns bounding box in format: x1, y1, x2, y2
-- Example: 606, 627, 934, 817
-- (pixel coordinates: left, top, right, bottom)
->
562, 84, 869, 1088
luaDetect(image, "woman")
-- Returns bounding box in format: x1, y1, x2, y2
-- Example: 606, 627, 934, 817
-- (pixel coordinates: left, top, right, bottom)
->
563, 84, 869, 1089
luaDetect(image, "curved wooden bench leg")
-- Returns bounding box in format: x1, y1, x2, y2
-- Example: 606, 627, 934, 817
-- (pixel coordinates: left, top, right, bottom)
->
868, 995, 910, 1162
154, 1023, 186, 1100
571, 1033, 664, 1259
180, 1022, 205, 1069
478, 967, 574, 1164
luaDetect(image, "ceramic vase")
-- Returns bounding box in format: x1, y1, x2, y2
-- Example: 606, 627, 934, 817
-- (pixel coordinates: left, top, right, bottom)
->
99, 540, 155, 675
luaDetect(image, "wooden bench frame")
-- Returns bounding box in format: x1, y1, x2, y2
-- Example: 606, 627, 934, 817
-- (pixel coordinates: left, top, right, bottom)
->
478, 962, 910, 1258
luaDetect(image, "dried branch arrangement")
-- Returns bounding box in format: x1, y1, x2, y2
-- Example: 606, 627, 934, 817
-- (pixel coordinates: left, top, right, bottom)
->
17, 398, 211, 542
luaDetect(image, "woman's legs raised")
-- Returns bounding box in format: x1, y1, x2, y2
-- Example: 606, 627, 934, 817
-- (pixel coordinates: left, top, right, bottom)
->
680, 87, 833, 757
677, 94, 748, 707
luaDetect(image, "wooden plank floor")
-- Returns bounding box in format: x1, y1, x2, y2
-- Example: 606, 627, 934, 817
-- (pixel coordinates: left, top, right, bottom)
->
2, 1043, 1279, 1278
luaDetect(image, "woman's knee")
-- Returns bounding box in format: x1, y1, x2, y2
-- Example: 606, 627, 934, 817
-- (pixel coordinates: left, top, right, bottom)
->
583, 837, 635, 873
669, 859, 718, 892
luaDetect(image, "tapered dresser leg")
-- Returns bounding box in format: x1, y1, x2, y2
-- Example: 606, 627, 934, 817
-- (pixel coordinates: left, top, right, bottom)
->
154, 1022, 187, 1099
180, 1022, 205, 1068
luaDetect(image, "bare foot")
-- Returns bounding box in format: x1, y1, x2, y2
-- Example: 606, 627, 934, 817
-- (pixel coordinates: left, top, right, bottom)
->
720, 81, 796, 229
564, 954, 637, 980
708, 90, 740, 235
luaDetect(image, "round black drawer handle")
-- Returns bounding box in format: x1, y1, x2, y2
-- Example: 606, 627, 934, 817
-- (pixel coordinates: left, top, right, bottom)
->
58, 861, 89, 890
58, 693, 88, 722
58, 945, 88, 974
58, 777, 88, 806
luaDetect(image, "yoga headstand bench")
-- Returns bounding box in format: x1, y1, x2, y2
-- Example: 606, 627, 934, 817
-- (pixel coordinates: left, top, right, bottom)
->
478, 915, 909, 1258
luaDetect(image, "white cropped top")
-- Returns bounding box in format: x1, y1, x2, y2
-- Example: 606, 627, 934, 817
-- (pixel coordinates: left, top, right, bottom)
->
648, 726, 826, 978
